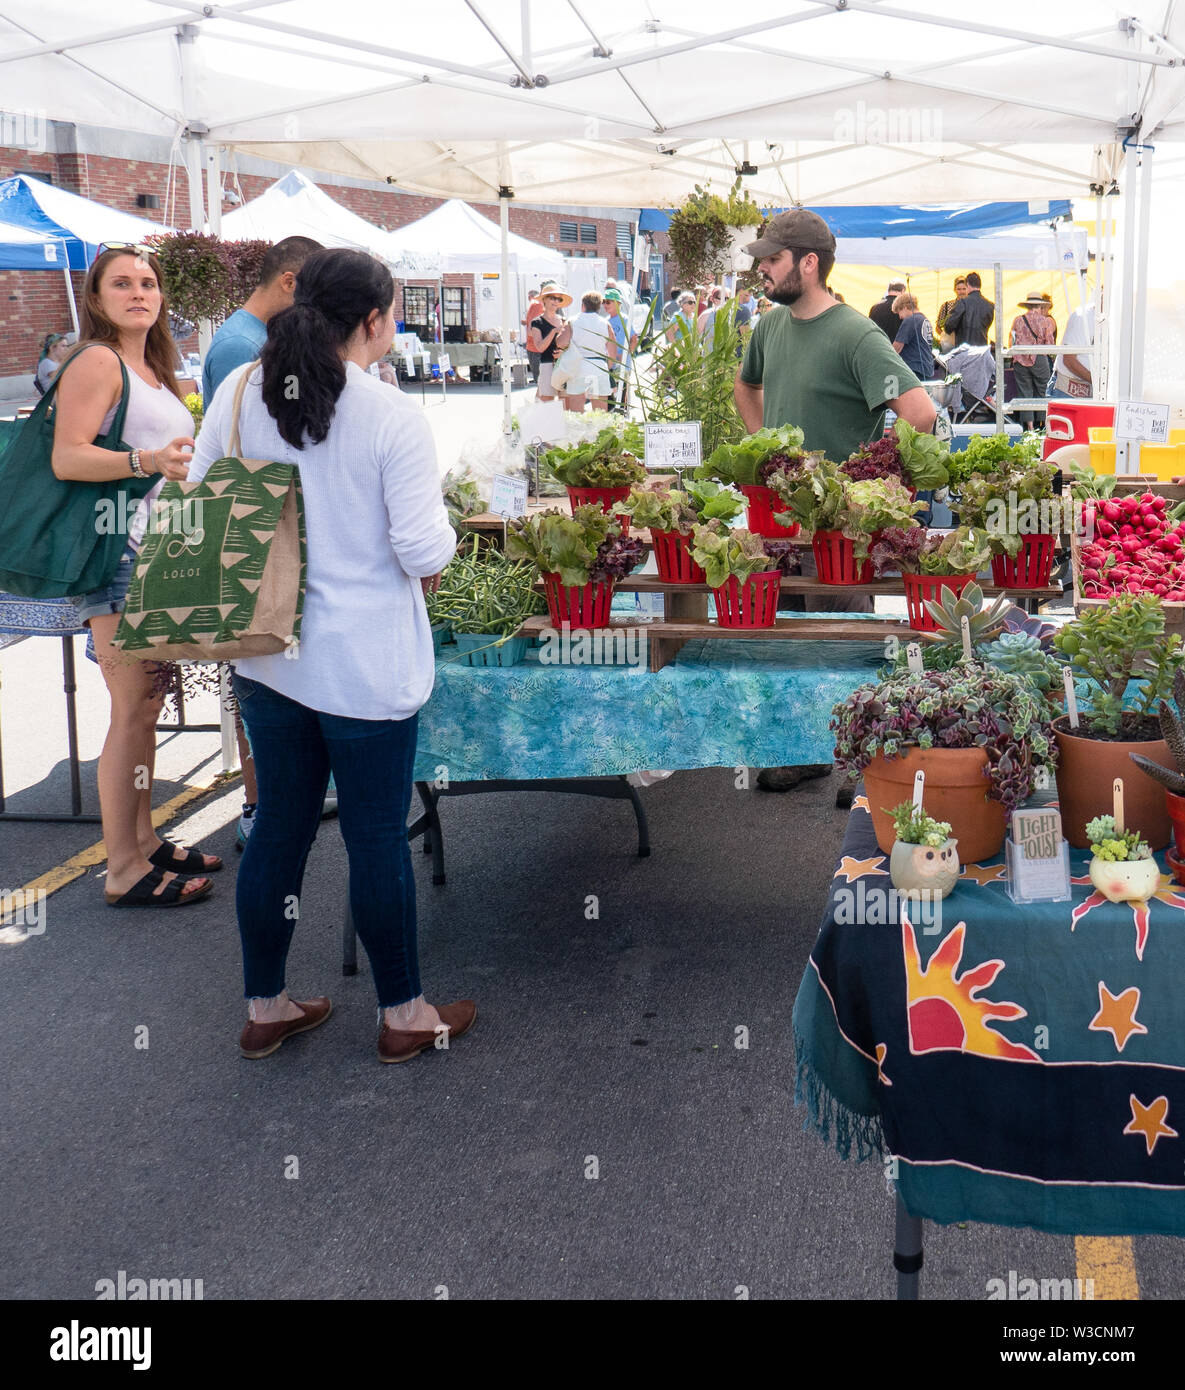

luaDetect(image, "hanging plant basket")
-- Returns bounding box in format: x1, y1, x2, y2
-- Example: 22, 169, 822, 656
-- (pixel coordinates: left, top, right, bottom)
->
990, 533, 1056, 589
650, 528, 706, 584
739, 484, 800, 539
812, 529, 876, 585
711, 570, 781, 628
541, 574, 615, 630
903, 573, 977, 631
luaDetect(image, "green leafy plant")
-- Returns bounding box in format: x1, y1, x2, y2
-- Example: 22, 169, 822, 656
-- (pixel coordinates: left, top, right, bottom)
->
542, 428, 647, 489
506, 505, 643, 587
1085, 815, 1152, 861
1053, 595, 1185, 738
689, 522, 777, 589
945, 431, 1044, 491
696, 424, 807, 488
1130, 669, 1185, 795
888, 801, 953, 847
426, 535, 547, 638
872, 525, 991, 577
832, 666, 1056, 817
666, 177, 765, 288
621, 480, 744, 534
956, 460, 1060, 555
440, 468, 484, 535
893, 419, 951, 491
774, 461, 924, 561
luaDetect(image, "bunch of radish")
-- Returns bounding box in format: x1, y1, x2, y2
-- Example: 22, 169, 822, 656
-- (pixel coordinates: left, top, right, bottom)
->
1079, 492, 1185, 599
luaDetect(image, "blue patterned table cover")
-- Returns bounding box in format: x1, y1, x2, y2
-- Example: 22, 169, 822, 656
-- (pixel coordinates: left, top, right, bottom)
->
412, 632, 886, 782
0, 592, 85, 638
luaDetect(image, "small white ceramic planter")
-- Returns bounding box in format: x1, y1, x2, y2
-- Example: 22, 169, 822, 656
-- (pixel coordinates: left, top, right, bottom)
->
890, 837, 960, 900
1088, 856, 1161, 904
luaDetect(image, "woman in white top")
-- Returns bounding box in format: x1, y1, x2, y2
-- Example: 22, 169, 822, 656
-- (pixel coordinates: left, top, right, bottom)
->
188, 248, 470, 1065
52, 246, 219, 909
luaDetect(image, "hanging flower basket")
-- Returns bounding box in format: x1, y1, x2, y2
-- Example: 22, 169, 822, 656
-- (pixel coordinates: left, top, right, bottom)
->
567, 485, 631, 528
541, 573, 615, 629
650, 528, 706, 584
903, 573, 977, 631
812, 529, 876, 585
990, 533, 1056, 589
711, 570, 781, 628
739, 484, 800, 539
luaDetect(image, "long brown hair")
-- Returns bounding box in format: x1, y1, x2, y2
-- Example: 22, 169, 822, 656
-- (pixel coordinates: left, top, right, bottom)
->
70, 247, 183, 401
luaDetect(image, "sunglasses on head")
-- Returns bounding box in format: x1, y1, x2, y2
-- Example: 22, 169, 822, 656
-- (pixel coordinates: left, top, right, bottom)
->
98, 241, 156, 260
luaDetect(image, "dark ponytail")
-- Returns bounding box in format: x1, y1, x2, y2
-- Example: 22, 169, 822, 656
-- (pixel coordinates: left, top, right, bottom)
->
260, 248, 394, 449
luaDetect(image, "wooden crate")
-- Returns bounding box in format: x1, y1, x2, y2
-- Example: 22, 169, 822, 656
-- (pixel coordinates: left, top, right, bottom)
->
1069, 525, 1185, 636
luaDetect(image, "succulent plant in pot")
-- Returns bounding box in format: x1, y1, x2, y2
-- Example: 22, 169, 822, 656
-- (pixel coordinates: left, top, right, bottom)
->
621, 480, 745, 583
832, 665, 1056, 861
1052, 595, 1185, 848
886, 801, 960, 900
1128, 669, 1185, 872
689, 521, 784, 628
507, 504, 644, 630
1084, 814, 1159, 904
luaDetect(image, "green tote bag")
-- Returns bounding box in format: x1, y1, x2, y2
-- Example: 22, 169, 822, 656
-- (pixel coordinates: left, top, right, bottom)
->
0, 345, 156, 598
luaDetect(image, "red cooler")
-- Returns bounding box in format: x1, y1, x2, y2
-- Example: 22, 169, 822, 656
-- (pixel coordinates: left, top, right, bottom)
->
1043, 401, 1115, 460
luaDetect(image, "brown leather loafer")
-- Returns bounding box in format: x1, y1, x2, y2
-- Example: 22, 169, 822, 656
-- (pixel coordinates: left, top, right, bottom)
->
377, 999, 477, 1064
239, 996, 332, 1059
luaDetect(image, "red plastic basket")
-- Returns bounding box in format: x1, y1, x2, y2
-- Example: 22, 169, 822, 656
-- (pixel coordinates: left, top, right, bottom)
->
990, 533, 1056, 589
542, 574, 615, 629
566, 485, 631, 529
650, 528, 705, 584
903, 572, 976, 630
711, 570, 781, 628
812, 529, 875, 585
739, 484, 800, 538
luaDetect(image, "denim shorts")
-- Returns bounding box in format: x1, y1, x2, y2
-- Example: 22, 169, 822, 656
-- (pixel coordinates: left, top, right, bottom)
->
73, 549, 136, 625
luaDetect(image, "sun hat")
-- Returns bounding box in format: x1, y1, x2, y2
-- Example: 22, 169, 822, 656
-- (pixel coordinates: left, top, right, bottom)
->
744, 208, 837, 259
1018, 292, 1047, 308
539, 281, 572, 308
602, 288, 623, 303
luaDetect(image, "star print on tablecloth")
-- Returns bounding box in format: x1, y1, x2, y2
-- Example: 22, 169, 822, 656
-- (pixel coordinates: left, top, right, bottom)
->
834, 854, 887, 883
874, 1042, 892, 1086
1070, 870, 1185, 961
960, 862, 1009, 887
1123, 1094, 1178, 1156
1089, 983, 1148, 1053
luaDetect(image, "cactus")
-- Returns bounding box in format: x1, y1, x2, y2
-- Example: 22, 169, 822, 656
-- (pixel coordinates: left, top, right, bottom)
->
1129, 694, 1185, 796
920, 581, 1011, 651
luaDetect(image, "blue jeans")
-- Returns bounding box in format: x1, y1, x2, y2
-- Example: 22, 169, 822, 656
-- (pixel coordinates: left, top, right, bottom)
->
231, 672, 421, 1007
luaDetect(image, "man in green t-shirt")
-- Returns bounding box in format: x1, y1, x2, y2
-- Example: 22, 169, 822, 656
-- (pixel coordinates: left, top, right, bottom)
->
736, 209, 937, 791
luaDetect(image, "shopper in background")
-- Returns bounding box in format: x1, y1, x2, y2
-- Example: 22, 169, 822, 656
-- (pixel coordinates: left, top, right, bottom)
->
697, 285, 727, 338
1050, 299, 1097, 399
565, 290, 614, 412
54, 247, 219, 907
943, 270, 994, 346
891, 291, 936, 382
203, 235, 325, 849
189, 248, 466, 1064
526, 285, 572, 402
936, 276, 968, 336
667, 292, 699, 343
522, 285, 544, 384
603, 288, 636, 411
1010, 292, 1056, 427
868, 280, 906, 339
34, 333, 70, 394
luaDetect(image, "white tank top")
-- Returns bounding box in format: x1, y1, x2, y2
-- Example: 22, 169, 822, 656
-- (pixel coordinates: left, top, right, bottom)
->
97, 358, 194, 552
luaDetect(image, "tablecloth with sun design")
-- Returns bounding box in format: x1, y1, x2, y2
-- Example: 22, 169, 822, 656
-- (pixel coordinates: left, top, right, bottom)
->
793, 794, 1185, 1235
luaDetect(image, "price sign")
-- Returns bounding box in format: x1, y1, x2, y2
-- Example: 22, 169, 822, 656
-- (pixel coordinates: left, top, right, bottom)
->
489, 473, 527, 519
1115, 400, 1171, 444
644, 421, 702, 473
438, 354, 452, 374
403, 353, 415, 377
1007, 808, 1072, 904
906, 642, 923, 674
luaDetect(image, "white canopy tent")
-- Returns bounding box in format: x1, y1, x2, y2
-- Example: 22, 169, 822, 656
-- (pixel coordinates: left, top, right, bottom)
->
220, 168, 442, 275
3, 1, 1183, 430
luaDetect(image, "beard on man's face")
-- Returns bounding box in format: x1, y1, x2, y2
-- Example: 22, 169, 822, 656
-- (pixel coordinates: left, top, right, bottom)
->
763, 258, 804, 306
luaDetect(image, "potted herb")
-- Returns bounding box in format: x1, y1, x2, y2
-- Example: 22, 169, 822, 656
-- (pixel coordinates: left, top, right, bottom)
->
1052, 595, 1184, 848
427, 536, 547, 667
1085, 815, 1159, 904
843, 419, 950, 497
774, 460, 924, 584
542, 428, 647, 519
886, 801, 960, 900
869, 525, 991, 630
1129, 671, 1185, 875
507, 504, 644, 630
690, 521, 783, 628
622, 480, 745, 583
956, 458, 1060, 588
695, 424, 809, 537
832, 665, 1056, 862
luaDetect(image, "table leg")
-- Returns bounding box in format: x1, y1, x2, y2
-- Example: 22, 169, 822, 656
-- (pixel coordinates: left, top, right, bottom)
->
622, 777, 651, 857
894, 1190, 924, 1300
63, 635, 83, 817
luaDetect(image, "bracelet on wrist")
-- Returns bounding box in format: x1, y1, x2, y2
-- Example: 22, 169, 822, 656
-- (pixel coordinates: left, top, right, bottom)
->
128, 448, 147, 479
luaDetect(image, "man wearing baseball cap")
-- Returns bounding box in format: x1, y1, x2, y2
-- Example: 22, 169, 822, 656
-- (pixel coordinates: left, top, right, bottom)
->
737, 208, 937, 792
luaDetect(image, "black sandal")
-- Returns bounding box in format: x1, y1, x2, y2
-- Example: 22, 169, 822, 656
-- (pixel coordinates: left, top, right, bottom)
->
149, 839, 223, 874
105, 866, 213, 908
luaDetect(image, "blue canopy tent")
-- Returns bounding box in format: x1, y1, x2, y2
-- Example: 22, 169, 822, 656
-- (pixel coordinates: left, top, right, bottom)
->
0, 221, 79, 334
0, 174, 172, 271
637, 200, 1075, 236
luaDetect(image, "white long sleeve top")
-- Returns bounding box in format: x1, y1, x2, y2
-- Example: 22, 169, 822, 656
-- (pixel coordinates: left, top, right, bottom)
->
189, 360, 456, 721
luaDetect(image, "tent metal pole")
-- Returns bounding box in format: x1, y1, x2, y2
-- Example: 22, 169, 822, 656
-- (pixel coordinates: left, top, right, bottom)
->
62, 264, 79, 336
1130, 144, 1153, 403
500, 191, 513, 435
1116, 142, 1139, 472
204, 144, 222, 237
993, 262, 1005, 431
1094, 190, 1107, 401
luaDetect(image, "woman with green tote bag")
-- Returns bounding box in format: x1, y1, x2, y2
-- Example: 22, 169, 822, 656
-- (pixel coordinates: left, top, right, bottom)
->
52, 246, 222, 908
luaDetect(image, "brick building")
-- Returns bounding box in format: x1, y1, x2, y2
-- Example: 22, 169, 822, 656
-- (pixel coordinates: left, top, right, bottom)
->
1, 122, 661, 391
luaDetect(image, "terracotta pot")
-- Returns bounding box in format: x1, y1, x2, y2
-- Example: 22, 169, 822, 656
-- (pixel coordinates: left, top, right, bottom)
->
1167, 790, 1185, 861
1052, 716, 1174, 850
1088, 855, 1161, 904
890, 837, 960, 899
863, 746, 1006, 862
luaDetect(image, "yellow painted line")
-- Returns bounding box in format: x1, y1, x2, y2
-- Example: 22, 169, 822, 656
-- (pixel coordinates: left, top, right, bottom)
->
1075, 1236, 1139, 1300
9, 777, 238, 903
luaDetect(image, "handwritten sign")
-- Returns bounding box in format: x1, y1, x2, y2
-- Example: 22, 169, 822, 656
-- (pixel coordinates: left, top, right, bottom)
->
438, 354, 452, 374
1007, 808, 1072, 903
1115, 400, 1171, 444
644, 421, 702, 473
906, 642, 923, 674
488, 473, 527, 520
403, 352, 415, 377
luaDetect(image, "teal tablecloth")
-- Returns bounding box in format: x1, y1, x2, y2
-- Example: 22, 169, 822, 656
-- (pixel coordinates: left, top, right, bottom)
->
412, 636, 886, 782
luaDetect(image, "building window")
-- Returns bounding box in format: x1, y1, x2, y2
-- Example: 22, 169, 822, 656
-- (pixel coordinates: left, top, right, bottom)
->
559, 220, 578, 242
580, 223, 598, 244
616, 222, 633, 257
442, 286, 470, 328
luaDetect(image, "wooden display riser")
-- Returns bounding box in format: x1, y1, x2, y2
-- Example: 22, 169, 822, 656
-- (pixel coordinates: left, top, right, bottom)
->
613, 575, 1063, 600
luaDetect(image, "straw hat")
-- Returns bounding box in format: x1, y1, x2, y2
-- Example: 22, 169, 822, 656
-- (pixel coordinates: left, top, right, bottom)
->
539, 281, 572, 308
1018, 292, 1047, 308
